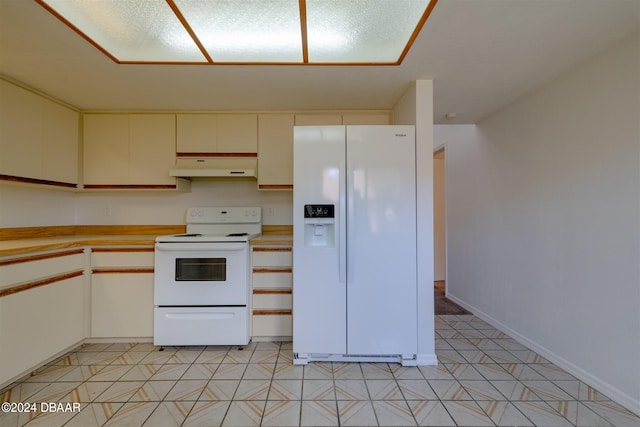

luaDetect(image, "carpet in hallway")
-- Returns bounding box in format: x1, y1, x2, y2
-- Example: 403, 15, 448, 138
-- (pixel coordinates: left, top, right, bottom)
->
434, 281, 470, 315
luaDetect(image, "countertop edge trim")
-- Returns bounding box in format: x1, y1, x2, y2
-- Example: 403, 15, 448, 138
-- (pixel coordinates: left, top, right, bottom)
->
0, 270, 84, 298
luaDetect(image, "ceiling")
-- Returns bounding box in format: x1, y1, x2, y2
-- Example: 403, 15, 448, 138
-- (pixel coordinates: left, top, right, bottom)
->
1, 0, 638, 124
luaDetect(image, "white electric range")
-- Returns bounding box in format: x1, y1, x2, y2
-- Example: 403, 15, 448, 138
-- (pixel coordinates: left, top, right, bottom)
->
153, 207, 261, 346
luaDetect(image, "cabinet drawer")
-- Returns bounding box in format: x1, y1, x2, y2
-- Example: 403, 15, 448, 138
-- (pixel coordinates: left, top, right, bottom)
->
252, 272, 292, 288
253, 292, 292, 310
252, 313, 292, 337
252, 248, 292, 267
0, 251, 84, 286
91, 248, 154, 268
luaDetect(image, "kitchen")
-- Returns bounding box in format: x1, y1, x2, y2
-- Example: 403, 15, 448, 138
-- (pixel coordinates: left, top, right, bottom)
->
0, 92, 439, 425
1, 0, 640, 426
0, 84, 434, 341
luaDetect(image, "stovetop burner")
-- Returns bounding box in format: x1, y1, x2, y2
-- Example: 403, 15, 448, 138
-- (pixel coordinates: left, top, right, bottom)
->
157, 232, 260, 243
156, 207, 262, 244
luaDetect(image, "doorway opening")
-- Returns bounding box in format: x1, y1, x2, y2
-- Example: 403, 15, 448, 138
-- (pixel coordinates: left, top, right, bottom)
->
434, 148, 446, 285
433, 147, 469, 315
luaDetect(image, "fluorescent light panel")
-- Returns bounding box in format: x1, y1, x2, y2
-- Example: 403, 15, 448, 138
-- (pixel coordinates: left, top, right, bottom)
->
306, 0, 432, 63
42, 0, 206, 62
37, 0, 436, 64
175, 0, 302, 63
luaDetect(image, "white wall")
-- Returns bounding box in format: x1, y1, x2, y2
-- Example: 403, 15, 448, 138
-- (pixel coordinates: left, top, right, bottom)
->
0, 184, 77, 227
75, 181, 293, 226
0, 181, 293, 228
445, 34, 640, 413
394, 80, 436, 365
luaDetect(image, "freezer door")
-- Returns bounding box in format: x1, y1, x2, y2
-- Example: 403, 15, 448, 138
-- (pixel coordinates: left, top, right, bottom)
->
293, 126, 347, 355
346, 125, 418, 355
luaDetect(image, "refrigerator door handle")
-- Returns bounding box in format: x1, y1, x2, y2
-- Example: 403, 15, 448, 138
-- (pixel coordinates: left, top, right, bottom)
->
346, 169, 355, 284
339, 215, 346, 283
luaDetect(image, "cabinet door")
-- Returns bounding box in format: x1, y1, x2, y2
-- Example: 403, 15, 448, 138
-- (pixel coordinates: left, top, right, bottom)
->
0, 277, 84, 385
176, 114, 217, 153
42, 100, 79, 184
0, 80, 43, 179
90, 247, 154, 337
129, 114, 176, 185
91, 273, 154, 337
294, 114, 342, 126
342, 112, 391, 125
258, 114, 294, 189
83, 114, 129, 185
217, 114, 258, 153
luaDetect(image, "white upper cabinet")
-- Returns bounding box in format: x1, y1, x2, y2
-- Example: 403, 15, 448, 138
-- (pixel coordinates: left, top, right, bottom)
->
83, 113, 185, 189
83, 114, 129, 185
258, 114, 294, 189
176, 114, 217, 153
218, 114, 258, 153
0, 80, 79, 187
129, 114, 176, 185
0, 81, 42, 179
342, 112, 391, 125
42, 101, 79, 184
177, 114, 257, 154
294, 112, 391, 126
294, 114, 342, 126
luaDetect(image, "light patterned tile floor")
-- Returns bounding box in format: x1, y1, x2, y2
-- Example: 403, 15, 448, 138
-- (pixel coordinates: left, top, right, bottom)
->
1, 314, 639, 426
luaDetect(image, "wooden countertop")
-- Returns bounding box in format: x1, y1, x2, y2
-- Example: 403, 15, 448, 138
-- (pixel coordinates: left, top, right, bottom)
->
250, 234, 293, 246
0, 235, 157, 257
0, 225, 293, 257
1, 234, 293, 256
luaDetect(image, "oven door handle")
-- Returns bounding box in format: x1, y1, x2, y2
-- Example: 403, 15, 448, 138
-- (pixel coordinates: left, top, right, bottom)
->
155, 242, 247, 252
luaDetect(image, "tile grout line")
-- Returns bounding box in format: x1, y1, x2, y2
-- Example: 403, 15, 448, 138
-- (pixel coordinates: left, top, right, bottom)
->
5, 317, 638, 427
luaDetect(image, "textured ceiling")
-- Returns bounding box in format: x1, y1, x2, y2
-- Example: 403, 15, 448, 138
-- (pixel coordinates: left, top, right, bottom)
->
1, 0, 638, 124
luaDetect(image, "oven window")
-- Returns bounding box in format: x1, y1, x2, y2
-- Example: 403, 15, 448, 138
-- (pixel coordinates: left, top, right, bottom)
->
175, 258, 226, 281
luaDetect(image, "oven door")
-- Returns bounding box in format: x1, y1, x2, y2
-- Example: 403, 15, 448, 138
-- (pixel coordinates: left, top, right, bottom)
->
154, 242, 249, 306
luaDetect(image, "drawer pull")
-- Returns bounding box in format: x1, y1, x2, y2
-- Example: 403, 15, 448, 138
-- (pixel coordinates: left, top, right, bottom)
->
253, 289, 291, 295
253, 247, 292, 252
253, 268, 292, 273
253, 310, 292, 316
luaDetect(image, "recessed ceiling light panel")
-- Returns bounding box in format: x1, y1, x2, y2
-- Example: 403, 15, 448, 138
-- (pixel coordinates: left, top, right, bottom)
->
174, 0, 303, 63
306, 0, 432, 63
36, 0, 438, 65
41, 0, 206, 62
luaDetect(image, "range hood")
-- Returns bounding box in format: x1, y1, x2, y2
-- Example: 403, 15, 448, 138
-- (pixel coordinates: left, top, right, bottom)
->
169, 157, 257, 178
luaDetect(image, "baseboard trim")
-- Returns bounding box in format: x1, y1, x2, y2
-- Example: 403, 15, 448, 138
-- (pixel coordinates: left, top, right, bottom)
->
447, 294, 640, 416
416, 353, 439, 366
84, 337, 153, 344
0, 339, 84, 390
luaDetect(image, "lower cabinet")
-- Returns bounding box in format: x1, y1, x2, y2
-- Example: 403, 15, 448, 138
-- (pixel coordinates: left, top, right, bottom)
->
90, 247, 154, 338
251, 245, 293, 339
0, 249, 85, 385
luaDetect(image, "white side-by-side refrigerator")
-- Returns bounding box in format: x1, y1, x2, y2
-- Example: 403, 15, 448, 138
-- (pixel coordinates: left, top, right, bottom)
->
293, 125, 418, 365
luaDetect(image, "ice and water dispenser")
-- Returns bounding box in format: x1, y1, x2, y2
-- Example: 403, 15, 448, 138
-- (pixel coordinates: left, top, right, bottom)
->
303, 204, 335, 247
